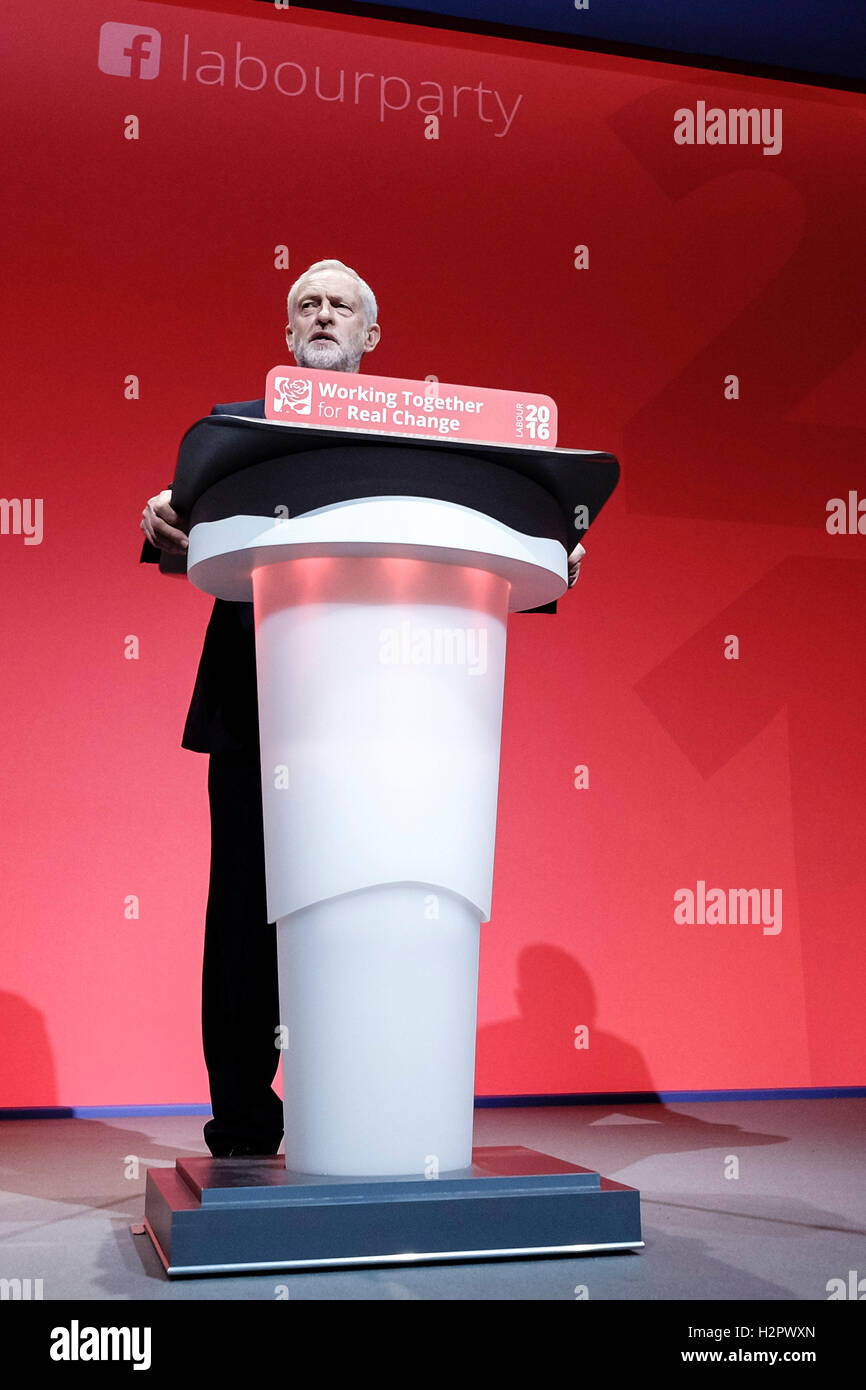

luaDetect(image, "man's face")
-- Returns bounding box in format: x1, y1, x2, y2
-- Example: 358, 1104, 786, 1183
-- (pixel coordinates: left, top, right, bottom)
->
286, 270, 380, 373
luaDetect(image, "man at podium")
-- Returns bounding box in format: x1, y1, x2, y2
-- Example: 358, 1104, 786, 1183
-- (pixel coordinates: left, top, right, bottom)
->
140, 258, 583, 1159
140, 259, 381, 1156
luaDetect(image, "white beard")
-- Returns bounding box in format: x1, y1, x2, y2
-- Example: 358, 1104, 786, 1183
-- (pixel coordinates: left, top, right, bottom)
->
295, 337, 361, 373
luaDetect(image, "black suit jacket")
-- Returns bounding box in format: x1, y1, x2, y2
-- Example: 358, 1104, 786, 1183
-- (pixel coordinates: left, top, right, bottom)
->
140, 397, 556, 755
140, 399, 265, 755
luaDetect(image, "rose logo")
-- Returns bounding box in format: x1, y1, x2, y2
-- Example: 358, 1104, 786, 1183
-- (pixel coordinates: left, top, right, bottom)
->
274, 377, 312, 414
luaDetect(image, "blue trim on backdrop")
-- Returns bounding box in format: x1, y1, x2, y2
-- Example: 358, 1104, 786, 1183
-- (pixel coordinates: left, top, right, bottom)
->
1, 1087, 863, 1119
360, 0, 866, 81
253, 0, 866, 86
0, 1105, 213, 1120
475, 1087, 866, 1106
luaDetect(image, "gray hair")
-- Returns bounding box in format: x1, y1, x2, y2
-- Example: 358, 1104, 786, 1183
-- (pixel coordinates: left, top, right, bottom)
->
287, 259, 378, 330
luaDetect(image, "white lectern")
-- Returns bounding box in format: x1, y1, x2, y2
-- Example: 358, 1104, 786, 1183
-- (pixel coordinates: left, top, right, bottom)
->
144, 416, 641, 1274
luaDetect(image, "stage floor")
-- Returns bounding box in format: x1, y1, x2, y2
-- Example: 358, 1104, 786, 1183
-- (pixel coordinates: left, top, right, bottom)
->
1, 1098, 863, 1300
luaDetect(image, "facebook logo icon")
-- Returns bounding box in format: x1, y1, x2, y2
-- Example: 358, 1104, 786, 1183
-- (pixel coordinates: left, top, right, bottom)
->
98, 22, 161, 79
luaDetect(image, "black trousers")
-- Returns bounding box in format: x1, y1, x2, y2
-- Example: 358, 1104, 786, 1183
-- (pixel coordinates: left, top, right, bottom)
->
201, 750, 283, 1155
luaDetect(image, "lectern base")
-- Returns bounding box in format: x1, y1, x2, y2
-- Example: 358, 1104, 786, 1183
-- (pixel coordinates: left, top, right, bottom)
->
143, 1146, 642, 1277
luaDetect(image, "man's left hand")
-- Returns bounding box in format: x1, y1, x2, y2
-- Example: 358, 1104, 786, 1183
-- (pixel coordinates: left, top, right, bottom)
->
567, 542, 586, 588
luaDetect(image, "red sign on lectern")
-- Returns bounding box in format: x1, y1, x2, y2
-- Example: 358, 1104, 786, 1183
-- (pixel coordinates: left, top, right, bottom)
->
264, 365, 557, 447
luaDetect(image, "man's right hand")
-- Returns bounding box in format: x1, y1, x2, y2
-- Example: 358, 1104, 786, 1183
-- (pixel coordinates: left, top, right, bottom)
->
140, 489, 189, 553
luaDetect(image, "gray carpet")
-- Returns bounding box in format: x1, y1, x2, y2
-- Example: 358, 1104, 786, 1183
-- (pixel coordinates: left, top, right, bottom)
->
1, 1099, 863, 1300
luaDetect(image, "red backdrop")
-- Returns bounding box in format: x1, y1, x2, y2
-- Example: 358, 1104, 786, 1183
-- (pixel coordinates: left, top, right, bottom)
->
2, 0, 864, 1105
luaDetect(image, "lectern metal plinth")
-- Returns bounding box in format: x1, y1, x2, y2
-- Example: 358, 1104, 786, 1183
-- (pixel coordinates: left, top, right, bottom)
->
144, 1146, 642, 1276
